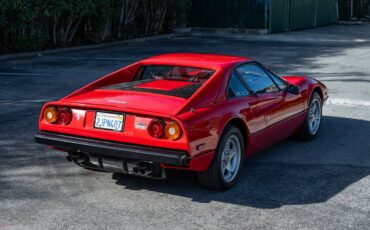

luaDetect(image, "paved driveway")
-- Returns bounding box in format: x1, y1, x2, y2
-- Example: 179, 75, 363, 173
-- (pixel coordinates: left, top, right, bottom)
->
1, 25, 370, 229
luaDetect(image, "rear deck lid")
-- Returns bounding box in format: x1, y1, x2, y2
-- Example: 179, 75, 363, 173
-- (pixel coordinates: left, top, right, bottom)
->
62, 65, 215, 115
61, 82, 188, 115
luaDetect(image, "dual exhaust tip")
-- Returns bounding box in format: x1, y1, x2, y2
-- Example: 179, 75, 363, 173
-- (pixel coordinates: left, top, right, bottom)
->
66, 152, 87, 163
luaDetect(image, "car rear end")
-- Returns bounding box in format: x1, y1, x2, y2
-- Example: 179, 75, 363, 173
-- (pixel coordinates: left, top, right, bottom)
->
35, 64, 216, 178
36, 105, 189, 178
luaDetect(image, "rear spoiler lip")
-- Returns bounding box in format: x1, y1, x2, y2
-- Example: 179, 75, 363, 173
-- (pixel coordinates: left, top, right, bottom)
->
41, 101, 173, 118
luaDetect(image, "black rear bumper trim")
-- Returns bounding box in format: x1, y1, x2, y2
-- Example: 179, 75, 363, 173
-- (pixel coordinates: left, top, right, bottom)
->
35, 132, 188, 166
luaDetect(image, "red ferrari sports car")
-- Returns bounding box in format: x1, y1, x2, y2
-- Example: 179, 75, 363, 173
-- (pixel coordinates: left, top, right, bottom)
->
35, 53, 328, 190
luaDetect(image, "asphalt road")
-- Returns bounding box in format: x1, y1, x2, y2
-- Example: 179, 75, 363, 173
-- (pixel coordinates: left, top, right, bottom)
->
1, 25, 370, 230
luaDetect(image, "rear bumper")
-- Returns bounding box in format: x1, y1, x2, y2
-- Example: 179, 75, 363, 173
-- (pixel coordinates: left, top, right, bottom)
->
35, 132, 189, 166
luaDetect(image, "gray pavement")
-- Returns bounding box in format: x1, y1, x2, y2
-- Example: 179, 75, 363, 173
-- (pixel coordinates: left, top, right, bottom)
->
1, 24, 370, 229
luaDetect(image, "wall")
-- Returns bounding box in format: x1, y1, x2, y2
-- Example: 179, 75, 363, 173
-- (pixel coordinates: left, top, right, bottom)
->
192, 0, 267, 29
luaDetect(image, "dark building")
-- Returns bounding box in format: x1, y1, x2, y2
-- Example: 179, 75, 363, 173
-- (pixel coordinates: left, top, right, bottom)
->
191, 0, 338, 33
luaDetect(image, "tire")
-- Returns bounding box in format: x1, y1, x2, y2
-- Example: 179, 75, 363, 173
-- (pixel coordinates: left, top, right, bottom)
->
197, 125, 244, 190
298, 92, 322, 141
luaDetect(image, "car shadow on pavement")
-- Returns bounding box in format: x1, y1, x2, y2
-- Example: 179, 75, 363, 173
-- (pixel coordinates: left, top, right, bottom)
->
112, 115, 370, 208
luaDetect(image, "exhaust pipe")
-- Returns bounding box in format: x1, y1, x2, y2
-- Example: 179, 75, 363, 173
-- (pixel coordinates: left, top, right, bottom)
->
68, 152, 88, 164
131, 166, 151, 175
67, 153, 166, 179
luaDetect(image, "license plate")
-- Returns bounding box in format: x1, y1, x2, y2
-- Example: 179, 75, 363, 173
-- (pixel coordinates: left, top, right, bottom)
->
94, 112, 124, 132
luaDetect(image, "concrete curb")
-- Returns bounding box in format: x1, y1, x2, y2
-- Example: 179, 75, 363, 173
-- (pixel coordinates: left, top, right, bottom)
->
339, 20, 363, 25
192, 27, 269, 35
187, 29, 370, 44
0, 33, 176, 61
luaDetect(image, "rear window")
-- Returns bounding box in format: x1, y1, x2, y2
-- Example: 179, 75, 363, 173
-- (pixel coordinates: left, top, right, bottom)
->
102, 65, 215, 99
137, 65, 214, 83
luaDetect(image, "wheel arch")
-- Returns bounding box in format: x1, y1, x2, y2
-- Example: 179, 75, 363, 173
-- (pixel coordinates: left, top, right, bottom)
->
197, 115, 248, 190
312, 86, 324, 102
305, 85, 324, 109
220, 116, 249, 151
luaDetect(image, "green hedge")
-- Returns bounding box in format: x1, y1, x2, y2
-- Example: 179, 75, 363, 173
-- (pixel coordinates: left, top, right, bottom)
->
0, 0, 189, 53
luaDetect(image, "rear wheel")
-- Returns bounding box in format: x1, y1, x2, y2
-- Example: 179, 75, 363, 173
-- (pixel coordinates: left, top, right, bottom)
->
298, 92, 322, 140
197, 125, 244, 190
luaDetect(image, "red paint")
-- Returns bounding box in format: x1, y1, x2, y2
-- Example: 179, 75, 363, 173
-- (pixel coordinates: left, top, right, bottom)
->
62, 89, 187, 116
37, 53, 328, 172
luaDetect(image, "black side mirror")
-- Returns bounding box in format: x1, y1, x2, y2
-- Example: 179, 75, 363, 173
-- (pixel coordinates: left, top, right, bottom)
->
285, 84, 300, 95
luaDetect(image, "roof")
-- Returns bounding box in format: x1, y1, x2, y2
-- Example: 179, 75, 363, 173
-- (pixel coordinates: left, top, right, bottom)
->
139, 53, 252, 69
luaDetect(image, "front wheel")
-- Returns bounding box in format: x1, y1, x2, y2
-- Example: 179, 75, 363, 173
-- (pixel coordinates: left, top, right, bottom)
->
197, 125, 244, 190
298, 92, 322, 140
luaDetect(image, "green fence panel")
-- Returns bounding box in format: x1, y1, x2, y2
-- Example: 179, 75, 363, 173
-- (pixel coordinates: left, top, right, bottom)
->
338, 0, 351, 19
225, 0, 244, 28
316, 0, 338, 26
290, 0, 316, 30
245, 0, 267, 28
191, 0, 267, 29
191, 0, 217, 27
191, 0, 338, 32
270, 0, 290, 33
338, 0, 367, 20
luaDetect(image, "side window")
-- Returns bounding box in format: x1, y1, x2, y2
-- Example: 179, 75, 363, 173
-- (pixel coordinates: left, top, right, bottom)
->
267, 71, 288, 90
236, 64, 279, 94
227, 72, 250, 98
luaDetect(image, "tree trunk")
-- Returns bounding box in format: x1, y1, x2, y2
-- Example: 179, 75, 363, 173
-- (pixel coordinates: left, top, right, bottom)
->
68, 16, 83, 43
102, 15, 111, 41
53, 15, 57, 44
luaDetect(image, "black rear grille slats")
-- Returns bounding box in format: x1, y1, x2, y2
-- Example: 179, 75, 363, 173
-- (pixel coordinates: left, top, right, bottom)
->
101, 79, 153, 90
101, 80, 202, 99
169, 83, 202, 98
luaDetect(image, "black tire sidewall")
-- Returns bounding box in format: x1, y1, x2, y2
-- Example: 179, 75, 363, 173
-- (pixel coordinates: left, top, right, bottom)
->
215, 126, 244, 189
301, 92, 322, 140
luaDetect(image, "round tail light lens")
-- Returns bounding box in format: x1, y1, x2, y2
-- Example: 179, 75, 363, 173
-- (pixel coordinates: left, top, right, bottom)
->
148, 119, 165, 138
44, 107, 58, 124
58, 108, 72, 125
165, 122, 182, 140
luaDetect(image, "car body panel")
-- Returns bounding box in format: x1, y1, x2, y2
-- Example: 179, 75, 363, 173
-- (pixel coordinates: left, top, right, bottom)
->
36, 53, 328, 172
61, 89, 187, 116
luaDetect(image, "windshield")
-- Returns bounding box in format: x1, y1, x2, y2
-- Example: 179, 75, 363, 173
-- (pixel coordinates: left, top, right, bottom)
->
101, 65, 214, 99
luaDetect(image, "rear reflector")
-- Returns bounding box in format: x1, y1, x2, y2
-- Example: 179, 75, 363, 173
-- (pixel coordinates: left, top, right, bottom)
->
148, 119, 165, 138
44, 107, 58, 124
58, 108, 72, 125
165, 122, 182, 141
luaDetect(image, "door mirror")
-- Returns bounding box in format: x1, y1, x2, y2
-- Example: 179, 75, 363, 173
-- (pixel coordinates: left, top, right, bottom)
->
285, 84, 300, 95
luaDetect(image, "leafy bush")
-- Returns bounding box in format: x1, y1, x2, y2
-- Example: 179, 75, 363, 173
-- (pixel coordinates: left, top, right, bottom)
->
0, 0, 189, 53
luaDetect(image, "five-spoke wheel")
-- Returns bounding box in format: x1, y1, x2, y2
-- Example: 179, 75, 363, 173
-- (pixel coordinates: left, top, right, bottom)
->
198, 125, 244, 190
298, 91, 323, 140
221, 135, 241, 183
308, 97, 322, 135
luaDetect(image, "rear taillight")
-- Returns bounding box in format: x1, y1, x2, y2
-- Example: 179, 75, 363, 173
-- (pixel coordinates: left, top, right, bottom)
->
43, 106, 72, 125
148, 119, 183, 141
165, 122, 182, 140
148, 119, 165, 138
44, 107, 58, 124
58, 108, 72, 125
